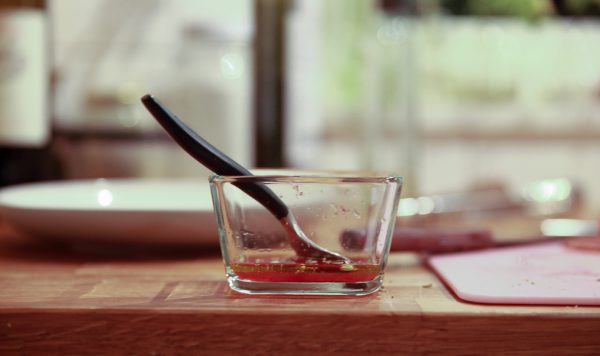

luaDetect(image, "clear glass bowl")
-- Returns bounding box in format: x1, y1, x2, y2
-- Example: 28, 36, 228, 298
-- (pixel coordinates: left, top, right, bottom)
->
209, 172, 403, 296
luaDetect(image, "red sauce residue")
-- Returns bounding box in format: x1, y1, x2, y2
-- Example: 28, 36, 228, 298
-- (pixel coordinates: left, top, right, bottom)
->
231, 261, 381, 283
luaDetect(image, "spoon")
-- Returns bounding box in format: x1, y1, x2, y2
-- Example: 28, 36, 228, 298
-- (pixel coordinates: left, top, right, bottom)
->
141, 94, 348, 263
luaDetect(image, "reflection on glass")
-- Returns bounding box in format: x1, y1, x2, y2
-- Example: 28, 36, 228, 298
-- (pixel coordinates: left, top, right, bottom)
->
524, 178, 572, 203
541, 218, 598, 237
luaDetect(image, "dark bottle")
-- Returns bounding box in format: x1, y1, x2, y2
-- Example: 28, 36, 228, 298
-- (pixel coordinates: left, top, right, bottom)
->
0, 0, 60, 186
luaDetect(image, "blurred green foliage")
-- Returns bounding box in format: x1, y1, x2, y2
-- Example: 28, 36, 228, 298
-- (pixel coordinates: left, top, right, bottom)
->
466, 0, 552, 19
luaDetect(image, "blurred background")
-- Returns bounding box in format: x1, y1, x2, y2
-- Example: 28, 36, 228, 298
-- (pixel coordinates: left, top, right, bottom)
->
1, 0, 599, 214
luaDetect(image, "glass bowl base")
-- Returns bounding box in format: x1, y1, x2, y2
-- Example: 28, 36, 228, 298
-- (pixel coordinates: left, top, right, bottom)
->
227, 275, 383, 296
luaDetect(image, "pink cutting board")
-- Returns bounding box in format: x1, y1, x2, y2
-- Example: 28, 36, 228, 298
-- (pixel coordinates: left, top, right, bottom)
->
428, 242, 600, 306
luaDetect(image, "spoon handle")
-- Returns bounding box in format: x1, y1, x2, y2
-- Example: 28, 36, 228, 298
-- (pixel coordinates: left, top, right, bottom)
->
141, 94, 288, 220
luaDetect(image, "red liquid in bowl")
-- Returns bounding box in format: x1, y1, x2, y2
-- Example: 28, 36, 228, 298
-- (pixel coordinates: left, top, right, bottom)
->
231, 261, 381, 283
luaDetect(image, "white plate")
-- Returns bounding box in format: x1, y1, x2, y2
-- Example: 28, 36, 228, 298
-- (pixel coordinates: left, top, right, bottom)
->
0, 178, 218, 247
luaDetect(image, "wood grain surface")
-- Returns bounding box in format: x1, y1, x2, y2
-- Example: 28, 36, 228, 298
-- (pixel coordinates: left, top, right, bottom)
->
1, 224, 599, 355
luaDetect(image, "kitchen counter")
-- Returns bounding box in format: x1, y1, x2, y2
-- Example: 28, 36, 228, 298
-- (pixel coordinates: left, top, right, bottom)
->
1, 223, 599, 354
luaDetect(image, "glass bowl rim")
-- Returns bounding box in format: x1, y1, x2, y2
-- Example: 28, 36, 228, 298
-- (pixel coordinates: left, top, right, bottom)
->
209, 174, 402, 184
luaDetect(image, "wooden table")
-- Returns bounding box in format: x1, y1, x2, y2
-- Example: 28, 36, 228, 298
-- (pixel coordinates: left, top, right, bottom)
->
1, 224, 599, 355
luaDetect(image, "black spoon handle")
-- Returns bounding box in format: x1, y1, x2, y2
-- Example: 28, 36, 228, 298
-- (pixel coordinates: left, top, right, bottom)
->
141, 94, 288, 220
